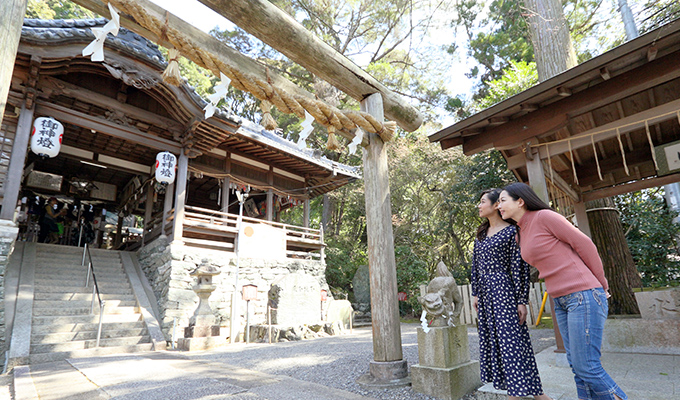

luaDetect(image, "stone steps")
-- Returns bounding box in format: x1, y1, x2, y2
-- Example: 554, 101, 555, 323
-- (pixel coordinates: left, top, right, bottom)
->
32, 327, 150, 344
28, 343, 154, 364
32, 305, 139, 317
29, 244, 154, 362
31, 320, 145, 334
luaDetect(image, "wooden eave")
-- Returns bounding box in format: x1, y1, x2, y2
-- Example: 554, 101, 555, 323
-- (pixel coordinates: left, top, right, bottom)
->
13, 20, 358, 201
429, 19, 680, 201
429, 19, 680, 155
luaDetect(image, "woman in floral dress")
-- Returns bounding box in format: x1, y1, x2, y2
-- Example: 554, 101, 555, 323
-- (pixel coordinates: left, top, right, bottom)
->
471, 188, 552, 400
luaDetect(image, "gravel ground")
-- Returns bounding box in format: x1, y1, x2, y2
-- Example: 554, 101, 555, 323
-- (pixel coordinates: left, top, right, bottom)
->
183, 323, 556, 400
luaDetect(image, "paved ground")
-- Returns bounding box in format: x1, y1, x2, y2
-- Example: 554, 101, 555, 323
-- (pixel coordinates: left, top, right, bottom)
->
6, 323, 680, 399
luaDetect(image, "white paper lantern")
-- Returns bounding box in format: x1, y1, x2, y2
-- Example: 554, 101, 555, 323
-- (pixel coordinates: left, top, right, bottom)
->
31, 117, 63, 158
155, 151, 177, 184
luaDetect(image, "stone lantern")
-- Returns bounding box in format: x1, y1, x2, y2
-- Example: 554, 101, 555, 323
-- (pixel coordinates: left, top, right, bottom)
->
178, 262, 227, 350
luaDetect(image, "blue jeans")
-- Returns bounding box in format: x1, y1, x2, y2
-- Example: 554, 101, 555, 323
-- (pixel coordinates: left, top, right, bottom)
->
553, 288, 627, 400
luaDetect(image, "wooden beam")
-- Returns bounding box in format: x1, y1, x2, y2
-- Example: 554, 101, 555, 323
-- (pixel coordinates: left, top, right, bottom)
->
39, 76, 184, 135
71, 0, 420, 135
582, 172, 680, 202
599, 67, 611, 80
461, 51, 680, 155
440, 137, 463, 150
536, 97, 680, 160
35, 100, 182, 153
195, 0, 422, 133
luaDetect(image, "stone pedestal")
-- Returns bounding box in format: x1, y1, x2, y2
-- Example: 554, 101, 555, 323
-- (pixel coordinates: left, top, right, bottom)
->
356, 359, 411, 388
411, 325, 481, 400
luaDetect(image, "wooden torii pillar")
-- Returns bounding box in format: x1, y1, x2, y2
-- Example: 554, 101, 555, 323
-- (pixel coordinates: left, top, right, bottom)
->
0, 0, 27, 129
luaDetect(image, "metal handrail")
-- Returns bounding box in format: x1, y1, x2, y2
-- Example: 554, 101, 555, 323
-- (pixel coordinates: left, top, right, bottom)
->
82, 242, 105, 347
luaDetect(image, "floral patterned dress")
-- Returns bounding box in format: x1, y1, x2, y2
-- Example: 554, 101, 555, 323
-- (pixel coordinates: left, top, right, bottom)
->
471, 224, 544, 397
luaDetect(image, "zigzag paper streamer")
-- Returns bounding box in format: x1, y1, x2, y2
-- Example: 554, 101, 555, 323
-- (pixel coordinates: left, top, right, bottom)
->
82, 3, 120, 62
348, 128, 364, 155
297, 111, 314, 149
204, 72, 232, 119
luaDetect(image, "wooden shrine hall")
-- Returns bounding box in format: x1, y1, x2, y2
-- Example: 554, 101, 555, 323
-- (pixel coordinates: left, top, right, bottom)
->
0, 18, 359, 258
429, 18, 680, 231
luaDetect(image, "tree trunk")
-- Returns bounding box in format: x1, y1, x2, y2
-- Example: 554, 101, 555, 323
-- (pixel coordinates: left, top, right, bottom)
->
523, 0, 578, 81
586, 197, 641, 315
0, 0, 28, 127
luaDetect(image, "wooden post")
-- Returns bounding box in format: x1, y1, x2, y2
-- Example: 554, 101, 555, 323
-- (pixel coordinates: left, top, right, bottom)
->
303, 198, 310, 228
114, 213, 124, 249
573, 201, 591, 237
142, 179, 154, 245
162, 182, 174, 238
0, 0, 27, 128
221, 154, 231, 214
1, 104, 33, 220
172, 150, 189, 244
525, 147, 550, 203
526, 146, 565, 353
357, 93, 407, 387
266, 166, 274, 221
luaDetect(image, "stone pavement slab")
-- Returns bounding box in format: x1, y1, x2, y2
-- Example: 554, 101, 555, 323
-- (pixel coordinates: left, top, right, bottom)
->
476, 346, 680, 400
15, 352, 376, 400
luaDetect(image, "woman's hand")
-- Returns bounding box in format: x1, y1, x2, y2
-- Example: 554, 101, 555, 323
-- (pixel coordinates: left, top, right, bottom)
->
472, 296, 478, 313
517, 304, 527, 325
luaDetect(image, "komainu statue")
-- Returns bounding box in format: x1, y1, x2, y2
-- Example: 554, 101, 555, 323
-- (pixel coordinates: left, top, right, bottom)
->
418, 261, 463, 327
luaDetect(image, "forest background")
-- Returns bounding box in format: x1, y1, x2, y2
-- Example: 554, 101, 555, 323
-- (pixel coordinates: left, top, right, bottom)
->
26, 0, 680, 316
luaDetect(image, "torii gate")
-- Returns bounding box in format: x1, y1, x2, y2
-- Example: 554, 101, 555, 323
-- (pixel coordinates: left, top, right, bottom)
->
0, 0, 423, 386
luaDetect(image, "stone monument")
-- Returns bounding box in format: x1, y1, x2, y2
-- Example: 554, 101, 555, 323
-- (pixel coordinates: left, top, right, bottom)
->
177, 262, 227, 351
269, 272, 321, 326
412, 261, 481, 400
603, 287, 680, 355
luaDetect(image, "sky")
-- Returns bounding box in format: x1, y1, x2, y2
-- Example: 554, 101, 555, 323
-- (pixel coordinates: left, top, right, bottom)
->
147, 0, 474, 124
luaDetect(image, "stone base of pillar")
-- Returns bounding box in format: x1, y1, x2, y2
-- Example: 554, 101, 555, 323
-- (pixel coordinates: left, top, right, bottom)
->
356, 359, 411, 389
411, 361, 480, 400
411, 325, 481, 400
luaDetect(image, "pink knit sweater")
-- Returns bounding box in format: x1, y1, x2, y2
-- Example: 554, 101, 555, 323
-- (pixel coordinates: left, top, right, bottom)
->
517, 209, 609, 297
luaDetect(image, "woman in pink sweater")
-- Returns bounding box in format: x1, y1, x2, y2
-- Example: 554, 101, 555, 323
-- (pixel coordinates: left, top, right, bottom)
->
497, 183, 627, 400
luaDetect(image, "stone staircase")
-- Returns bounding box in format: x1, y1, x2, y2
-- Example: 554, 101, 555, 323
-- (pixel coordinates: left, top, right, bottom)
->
28, 244, 155, 364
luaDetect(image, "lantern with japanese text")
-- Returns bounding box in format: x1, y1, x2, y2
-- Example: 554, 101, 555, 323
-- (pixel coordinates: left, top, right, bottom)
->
31, 117, 63, 158
155, 151, 176, 184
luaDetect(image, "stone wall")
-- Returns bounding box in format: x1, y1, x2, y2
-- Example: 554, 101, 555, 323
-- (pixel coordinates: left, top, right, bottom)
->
137, 236, 329, 341
0, 220, 19, 363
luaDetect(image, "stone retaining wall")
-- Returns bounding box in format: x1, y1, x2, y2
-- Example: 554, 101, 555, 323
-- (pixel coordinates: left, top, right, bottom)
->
0, 220, 19, 370
137, 236, 329, 341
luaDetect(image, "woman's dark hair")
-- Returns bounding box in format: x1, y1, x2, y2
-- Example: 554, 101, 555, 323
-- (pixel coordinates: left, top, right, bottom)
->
476, 188, 503, 241
501, 182, 552, 211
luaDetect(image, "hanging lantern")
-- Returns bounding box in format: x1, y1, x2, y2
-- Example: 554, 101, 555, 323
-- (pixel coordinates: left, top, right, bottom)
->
155, 151, 177, 184
31, 117, 63, 158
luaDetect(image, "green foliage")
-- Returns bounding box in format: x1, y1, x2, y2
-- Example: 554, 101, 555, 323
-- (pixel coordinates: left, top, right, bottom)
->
476, 60, 538, 110
615, 189, 680, 287
637, 0, 680, 35
26, 0, 95, 19
395, 245, 429, 316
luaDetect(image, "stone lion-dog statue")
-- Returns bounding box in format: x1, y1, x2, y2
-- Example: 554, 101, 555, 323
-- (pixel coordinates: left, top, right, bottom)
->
418, 261, 463, 327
